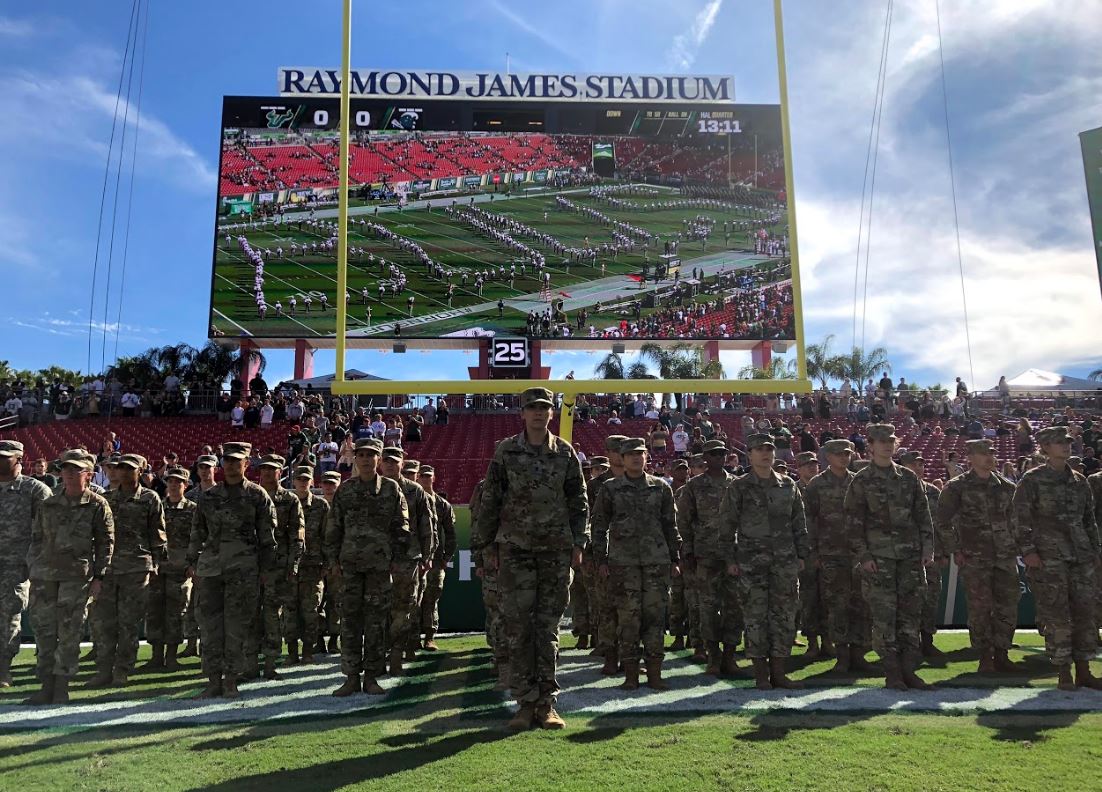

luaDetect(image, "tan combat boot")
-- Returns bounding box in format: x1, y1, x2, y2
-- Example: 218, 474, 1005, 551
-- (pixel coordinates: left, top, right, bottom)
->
921, 632, 946, 660
900, 652, 935, 690
769, 657, 804, 689
751, 658, 772, 690
820, 635, 836, 658
668, 635, 685, 651
804, 634, 822, 660
363, 676, 385, 695
535, 703, 566, 730
508, 703, 536, 731
1075, 660, 1102, 690
179, 637, 199, 658
140, 643, 165, 672
1057, 664, 1076, 691
620, 660, 640, 691
423, 632, 440, 651
196, 672, 222, 699
164, 643, 181, 671
977, 652, 996, 673
50, 675, 70, 705
704, 642, 722, 677
22, 677, 55, 706
84, 671, 113, 689
332, 673, 362, 697
263, 657, 282, 680
600, 648, 619, 676
992, 649, 1016, 673
389, 649, 404, 676
882, 654, 907, 691
286, 642, 300, 666
222, 675, 241, 699
645, 658, 670, 691
831, 643, 851, 674
850, 645, 878, 673
721, 644, 748, 678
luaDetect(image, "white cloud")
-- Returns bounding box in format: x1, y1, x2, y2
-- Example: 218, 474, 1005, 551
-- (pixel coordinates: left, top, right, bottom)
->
0, 16, 33, 37
485, 1, 581, 65
666, 0, 724, 71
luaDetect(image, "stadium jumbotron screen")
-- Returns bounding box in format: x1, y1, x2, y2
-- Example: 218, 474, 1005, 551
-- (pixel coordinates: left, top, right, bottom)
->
210, 95, 794, 347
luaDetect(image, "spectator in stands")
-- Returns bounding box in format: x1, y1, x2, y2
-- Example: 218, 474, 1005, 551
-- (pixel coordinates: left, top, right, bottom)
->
337, 435, 355, 473
216, 393, 233, 421
1016, 418, 1034, 454
121, 389, 140, 418
315, 433, 339, 473
672, 424, 690, 454
287, 395, 305, 423
965, 415, 984, 439
249, 373, 269, 398
818, 392, 832, 419
607, 409, 622, 426
422, 398, 437, 426
369, 413, 387, 438
384, 418, 403, 448
943, 451, 965, 479
2, 392, 22, 420
244, 398, 261, 429
436, 398, 450, 425
698, 412, 716, 440
54, 390, 72, 420
689, 426, 705, 455
1000, 461, 1020, 482
230, 400, 245, 429
406, 411, 425, 443
30, 457, 58, 489
260, 398, 274, 428
647, 423, 669, 455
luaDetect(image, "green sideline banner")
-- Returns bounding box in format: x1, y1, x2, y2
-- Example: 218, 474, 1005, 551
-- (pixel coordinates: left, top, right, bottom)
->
1081, 126, 1102, 300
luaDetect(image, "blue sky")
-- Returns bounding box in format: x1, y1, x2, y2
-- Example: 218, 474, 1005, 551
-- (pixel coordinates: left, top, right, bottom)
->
2, 0, 1100, 389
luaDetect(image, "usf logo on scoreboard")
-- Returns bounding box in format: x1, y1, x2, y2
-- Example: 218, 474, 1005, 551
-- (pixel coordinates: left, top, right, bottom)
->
592, 141, 615, 176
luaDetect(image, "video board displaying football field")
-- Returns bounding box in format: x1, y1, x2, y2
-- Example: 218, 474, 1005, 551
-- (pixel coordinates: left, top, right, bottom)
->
210, 96, 794, 346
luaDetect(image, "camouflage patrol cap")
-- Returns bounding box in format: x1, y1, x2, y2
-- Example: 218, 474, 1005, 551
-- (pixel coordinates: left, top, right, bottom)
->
1036, 426, 1072, 445
196, 454, 218, 467
258, 454, 286, 469
745, 433, 776, 450
965, 439, 996, 455
320, 471, 343, 484
382, 447, 405, 461
0, 440, 24, 457
590, 455, 610, 469
773, 460, 788, 472
115, 454, 147, 470
402, 460, 421, 473
222, 442, 252, 460
354, 437, 384, 454
59, 449, 95, 471
164, 466, 191, 482
521, 387, 554, 408
897, 450, 924, 465
605, 434, 629, 453
620, 438, 647, 454
866, 424, 897, 443
418, 465, 434, 475
852, 459, 871, 471
822, 439, 855, 456
795, 451, 819, 467
102, 454, 121, 467
293, 465, 314, 479
702, 440, 727, 454
689, 453, 705, 465
671, 458, 689, 470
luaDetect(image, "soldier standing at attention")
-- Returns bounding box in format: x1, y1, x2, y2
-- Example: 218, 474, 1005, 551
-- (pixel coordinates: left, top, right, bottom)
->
571, 456, 608, 651
679, 439, 739, 677
186, 442, 278, 700
722, 434, 808, 689
591, 436, 628, 665
591, 438, 680, 690
318, 469, 343, 654
666, 458, 691, 651
804, 440, 874, 674
1012, 426, 1102, 691
24, 450, 114, 705
474, 387, 588, 732
401, 459, 436, 656
471, 477, 509, 689
380, 448, 433, 673
793, 451, 831, 659
417, 465, 456, 651
287, 466, 329, 664
0, 441, 52, 687
182, 454, 219, 660
252, 454, 305, 681
1091, 470, 1102, 633
844, 424, 935, 691
935, 439, 1019, 673
325, 438, 410, 697
897, 450, 947, 660
145, 466, 196, 672
87, 454, 167, 689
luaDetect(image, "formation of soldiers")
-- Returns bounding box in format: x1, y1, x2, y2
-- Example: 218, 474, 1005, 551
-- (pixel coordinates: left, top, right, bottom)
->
2, 411, 1100, 719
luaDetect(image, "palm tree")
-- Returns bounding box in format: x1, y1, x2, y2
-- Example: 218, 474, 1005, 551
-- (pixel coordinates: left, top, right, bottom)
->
185, 341, 266, 389
637, 343, 724, 410
593, 352, 628, 380
737, 358, 798, 380
1090, 369, 1102, 382
806, 334, 838, 390
151, 343, 198, 379
829, 346, 891, 387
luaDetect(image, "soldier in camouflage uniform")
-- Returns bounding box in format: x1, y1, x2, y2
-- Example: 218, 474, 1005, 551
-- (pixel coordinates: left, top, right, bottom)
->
1012, 426, 1102, 691
684, 453, 707, 658
721, 434, 808, 689
24, 450, 115, 705
666, 458, 691, 651
318, 469, 343, 654
380, 448, 433, 672
474, 387, 588, 732
1091, 470, 1102, 633
844, 425, 935, 691
325, 438, 410, 697
571, 456, 608, 651
145, 465, 195, 672
591, 438, 680, 690
181, 454, 219, 659
186, 442, 278, 699
0, 441, 52, 687
418, 465, 457, 651
935, 439, 1019, 673
86, 454, 167, 688
251, 454, 305, 680
794, 451, 831, 659
401, 459, 436, 656
286, 466, 328, 664
591, 436, 628, 664
471, 477, 509, 688
679, 440, 740, 677
897, 451, 948, 660
804, 439, 874, 674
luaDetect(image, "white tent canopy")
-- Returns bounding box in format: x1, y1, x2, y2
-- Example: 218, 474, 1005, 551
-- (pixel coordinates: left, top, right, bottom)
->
281, 369, 388, 390
995, 369, 1102, 392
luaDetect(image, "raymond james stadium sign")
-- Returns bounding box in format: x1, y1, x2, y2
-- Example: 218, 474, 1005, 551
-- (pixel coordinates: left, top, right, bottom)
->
278, 68, 734, 103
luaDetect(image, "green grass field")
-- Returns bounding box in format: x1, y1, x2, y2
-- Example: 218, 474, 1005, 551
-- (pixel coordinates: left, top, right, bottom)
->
5, 632, 1102, 791
210, 187, 786, 339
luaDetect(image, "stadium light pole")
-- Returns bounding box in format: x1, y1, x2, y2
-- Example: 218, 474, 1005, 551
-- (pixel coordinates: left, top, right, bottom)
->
334, 0, 353, 386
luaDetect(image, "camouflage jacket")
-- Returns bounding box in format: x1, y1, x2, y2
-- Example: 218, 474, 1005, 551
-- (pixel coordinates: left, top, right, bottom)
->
935, 470, 1017, 561
803, 468, 855, 560
265, 486, 306, 575
921, 481, 948, 557
103, 485, 167, 575
720, 471, 808, 566
296, 491, 329, 572
186, 481, 279, 577
430, 493, 457, 567
160, 496, 197, 575
676, 471, 733, 560
397, 477, 435, 562
0, 475, 52, 572
325, 474, 410, 573
185, 483, 216, 503
470, 479, 489, 568
28, 489, 115, 581
1012, 464, 1099, 561
1090, 472, 1102, 536
473, 432, 589, 553
844, 462, 933, 563
591, 473, 680, 566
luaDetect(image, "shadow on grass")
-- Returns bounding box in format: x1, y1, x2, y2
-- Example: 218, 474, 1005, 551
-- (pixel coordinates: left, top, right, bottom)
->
976, 711, 1083, 742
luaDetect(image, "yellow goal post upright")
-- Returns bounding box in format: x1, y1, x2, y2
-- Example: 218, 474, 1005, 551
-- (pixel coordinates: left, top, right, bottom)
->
329, 0, 810, 445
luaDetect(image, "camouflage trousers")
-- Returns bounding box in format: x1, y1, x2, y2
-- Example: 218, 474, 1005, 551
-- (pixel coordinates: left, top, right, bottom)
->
480, 560, 508, 665
420, 567, 447, 635
568, 565, 592, 635
958, 558, 1019, 653
498, 544, 571, 708
668, 570, 687, 637
861, 557, 925, 658
249, 571, 292, 660
145, 571, 191, 645
28, 578, 91, 680
1026, 558, 1098, 666
736, 558, 799, 659
819, 556, 869, 646
339, 570, 391, 678
798, 564, 826, 637
0, 564, 29, 668
183, 583, 200, 640
921, 562, 945, 634
696, 559, 742, 646
609, 564, 671, 663
198, 572, 259, 678
388, 561, 422, 651
595, 568, 618, 655
322, 578, 342, 638
90, 571, 151, 676
284, 569, 325, 650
